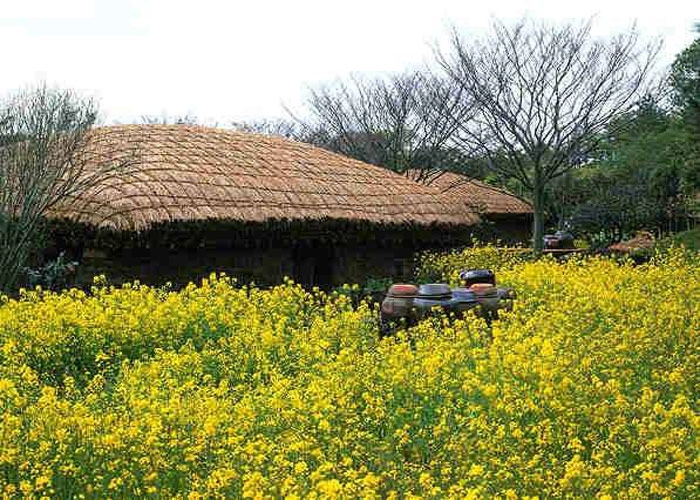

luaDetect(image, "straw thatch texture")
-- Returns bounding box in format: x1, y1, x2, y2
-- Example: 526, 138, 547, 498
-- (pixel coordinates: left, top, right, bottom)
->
49, 125, 481, 231
407, 170, 533, 215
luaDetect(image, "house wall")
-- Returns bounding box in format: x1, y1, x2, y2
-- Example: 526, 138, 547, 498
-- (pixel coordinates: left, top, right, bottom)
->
65, 215, 530, 289
74, 244, 415, 289
76, 247, 294, 288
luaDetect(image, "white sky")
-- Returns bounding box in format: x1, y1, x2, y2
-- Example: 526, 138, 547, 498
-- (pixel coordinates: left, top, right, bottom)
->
1, 0, 697, 125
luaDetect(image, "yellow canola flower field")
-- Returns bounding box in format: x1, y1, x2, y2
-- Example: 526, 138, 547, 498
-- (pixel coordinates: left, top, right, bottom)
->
0, 250, 698, 499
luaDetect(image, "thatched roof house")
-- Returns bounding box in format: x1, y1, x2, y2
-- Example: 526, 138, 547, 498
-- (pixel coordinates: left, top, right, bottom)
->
52, 125, 480, 230
46, 125, 526, 286
408, 170, 533, 242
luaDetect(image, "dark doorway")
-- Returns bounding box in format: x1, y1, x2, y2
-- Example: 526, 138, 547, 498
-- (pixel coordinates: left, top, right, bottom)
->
292, 244, 335, 288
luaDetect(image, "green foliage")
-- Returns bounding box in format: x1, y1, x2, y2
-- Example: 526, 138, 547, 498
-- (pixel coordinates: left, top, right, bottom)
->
331, 277, 392, 304
22, 252, 78, 291
657, 228, 700, 252
361, 276, 394, 294
670, 32, 700, 129
557, 96, 698, 245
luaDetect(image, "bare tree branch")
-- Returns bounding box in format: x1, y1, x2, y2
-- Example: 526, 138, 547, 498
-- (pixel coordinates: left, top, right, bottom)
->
292, 70, 477, 177
0, 84, 139, 292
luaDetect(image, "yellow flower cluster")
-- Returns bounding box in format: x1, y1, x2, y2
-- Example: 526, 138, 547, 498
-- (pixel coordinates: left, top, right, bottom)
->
0, 251, 697, 498
415, 242, 530, 284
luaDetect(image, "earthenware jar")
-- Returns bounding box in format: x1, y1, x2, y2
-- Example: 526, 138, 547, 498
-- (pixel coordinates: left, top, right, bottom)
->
414, 283, 453, 317
450, 287, 479, 313
381, 284, 418, 319
459, 269, 496, 287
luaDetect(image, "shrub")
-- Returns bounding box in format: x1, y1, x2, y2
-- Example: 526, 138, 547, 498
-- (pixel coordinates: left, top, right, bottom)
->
21, 252, 78, 291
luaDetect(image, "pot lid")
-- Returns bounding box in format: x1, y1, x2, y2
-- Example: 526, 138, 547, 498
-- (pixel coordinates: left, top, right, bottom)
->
417, 283, 452, 297
459, 268, 495, 279
469, 283, 498, 295
387, 284, 418, 297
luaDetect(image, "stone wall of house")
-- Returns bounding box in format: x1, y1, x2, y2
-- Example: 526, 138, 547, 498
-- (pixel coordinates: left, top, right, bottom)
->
64, 216, 530, 290
75, 247, 294, 288
74, 244, 419, 290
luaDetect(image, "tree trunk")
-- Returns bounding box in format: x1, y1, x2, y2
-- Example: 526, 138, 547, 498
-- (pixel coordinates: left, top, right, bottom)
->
532, 181, 545, 255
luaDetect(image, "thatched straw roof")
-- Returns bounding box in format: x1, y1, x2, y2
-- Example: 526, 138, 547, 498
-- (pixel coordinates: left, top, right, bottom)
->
407, 170, 533, 216
49, 125, 481, 231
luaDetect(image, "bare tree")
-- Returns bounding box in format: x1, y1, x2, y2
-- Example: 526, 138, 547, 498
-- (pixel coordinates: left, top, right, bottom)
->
294, 71, 475, 177
231, 118, 302, 140
0, 85, 136, 292
140, 113, 201, 125
438, 19, 661, 252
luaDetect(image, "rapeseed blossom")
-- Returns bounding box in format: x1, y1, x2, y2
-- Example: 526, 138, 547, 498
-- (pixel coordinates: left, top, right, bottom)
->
0, 249, 697, 498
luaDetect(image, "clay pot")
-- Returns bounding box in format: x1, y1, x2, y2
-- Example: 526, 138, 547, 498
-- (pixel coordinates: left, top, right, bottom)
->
459, 269, 496, 287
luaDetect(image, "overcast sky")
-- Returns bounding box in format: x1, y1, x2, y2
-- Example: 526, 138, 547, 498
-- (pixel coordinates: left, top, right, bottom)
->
1, 0, 697, 125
